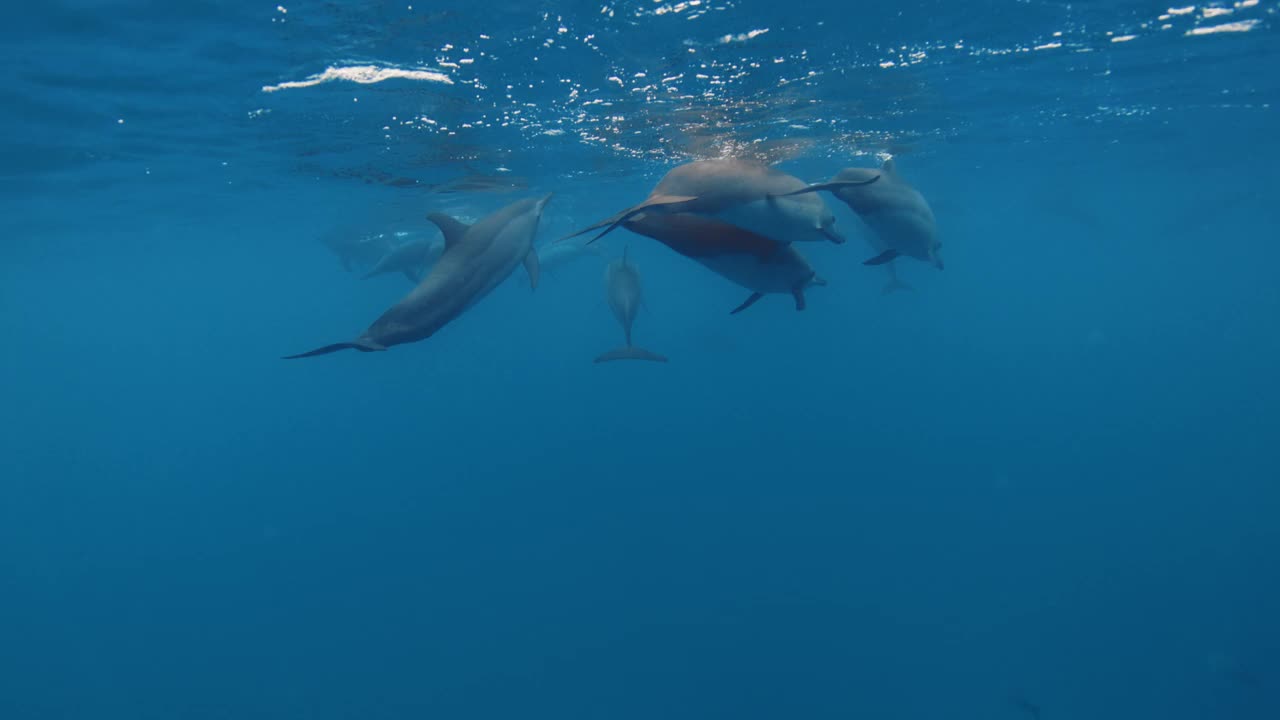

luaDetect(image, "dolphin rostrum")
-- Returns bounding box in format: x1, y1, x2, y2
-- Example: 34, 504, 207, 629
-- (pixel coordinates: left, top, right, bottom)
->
283, 194, 551, 359
562, 158, 878, 246
363, 237, 445, 284
595, 247, 667, 363
622, 213, 825, 314
785, 157, 940, 271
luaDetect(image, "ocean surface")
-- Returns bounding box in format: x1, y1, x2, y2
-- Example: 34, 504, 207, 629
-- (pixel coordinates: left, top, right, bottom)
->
2, 1, 1278, 718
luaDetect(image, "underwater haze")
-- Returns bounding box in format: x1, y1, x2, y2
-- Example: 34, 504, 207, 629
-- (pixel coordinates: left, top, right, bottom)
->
2, 1, 1278, 718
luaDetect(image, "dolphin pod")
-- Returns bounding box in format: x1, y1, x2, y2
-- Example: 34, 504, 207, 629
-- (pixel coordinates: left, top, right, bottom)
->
595, 247, 667, 363
291, 157, 940, 363
284, 194, 550, 359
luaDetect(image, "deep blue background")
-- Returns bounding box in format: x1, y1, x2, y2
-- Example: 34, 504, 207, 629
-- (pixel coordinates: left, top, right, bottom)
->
2, 1, 1278, 718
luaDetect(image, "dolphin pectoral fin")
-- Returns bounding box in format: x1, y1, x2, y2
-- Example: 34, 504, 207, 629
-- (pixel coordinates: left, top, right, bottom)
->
820, 226, 846, 244
776, 176, 882, 197
729, 292, 765, 315
863, 249, 900, 266
426, 213, 472, 248
792, 285, 807, 311
523, 249, 540, 290
810, 275, 828, 287
882, 263, 913, 294
282, 339, 386, 360
401, 268, 422, 284
594, 346, 668, 363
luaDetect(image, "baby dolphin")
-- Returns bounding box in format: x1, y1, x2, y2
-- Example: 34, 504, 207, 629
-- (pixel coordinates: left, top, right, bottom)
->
787, 157, 941, 270
622, 213, 825, 314
283, 194, 551, 359
596, 248, 667, 363
363, 237, 445, 284
562, 158, 878, 246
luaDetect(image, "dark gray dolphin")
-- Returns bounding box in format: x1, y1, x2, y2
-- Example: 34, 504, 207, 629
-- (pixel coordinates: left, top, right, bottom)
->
621, 213, 825, 314
595, 248, 667, 363
363, 237, 445, 284
562, 158, 878, 246
786, 158, 941, 272
283, 194, 551, 359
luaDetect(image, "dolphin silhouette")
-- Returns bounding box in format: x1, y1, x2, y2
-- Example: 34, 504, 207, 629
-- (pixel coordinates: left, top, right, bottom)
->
283, 194, 551, 359
362, 237, 445, 284
621, 213, 825, 314
595, 247, 667, 363
786, 157, 940, 271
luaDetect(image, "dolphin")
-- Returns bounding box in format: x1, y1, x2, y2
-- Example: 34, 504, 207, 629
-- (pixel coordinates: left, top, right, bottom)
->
537, 239, 605, 274
283, 194, 551, 359
787, 157, 941, 270
595, 247, 667, 363
622, 213, 825, 314
562, 158, 878, 246
363, 237, 445, 284
320, 227, 394, 273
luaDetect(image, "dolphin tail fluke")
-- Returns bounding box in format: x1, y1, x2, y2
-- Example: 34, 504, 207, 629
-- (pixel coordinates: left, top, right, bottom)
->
594, 346, 668, 363
282, 339, 386, 360
561, 195, 700, 245
559, 208, 636, 244
776, 175, 881, 198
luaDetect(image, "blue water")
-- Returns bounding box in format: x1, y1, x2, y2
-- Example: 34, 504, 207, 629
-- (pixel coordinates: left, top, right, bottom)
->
2, 1, 1278, 718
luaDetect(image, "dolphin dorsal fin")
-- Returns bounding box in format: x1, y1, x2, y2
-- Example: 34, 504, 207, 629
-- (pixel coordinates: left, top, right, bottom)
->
881, 157, 899, 178
426, 213, 471, 249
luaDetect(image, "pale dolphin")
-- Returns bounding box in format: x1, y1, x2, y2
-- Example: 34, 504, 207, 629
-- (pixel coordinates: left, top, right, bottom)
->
622, 213, 825, 314
562, 158, 878, 246
595, 247, 667, 363
283, 194, 551, 359
320, 227, 393, 273
787, 157, 941, 270
536, 239, 605, 274
363, 237, 445, 284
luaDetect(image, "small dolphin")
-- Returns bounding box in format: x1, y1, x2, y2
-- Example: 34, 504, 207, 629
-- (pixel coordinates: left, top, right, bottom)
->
537, 239, 605, 274
622, 213, 824, 314
320, 228, 393, 273
788, 157, 941, 270
595, 248, 667, 363
363, 237, 445, 284
283, 194, 551, 359
562, 158, 877, 246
